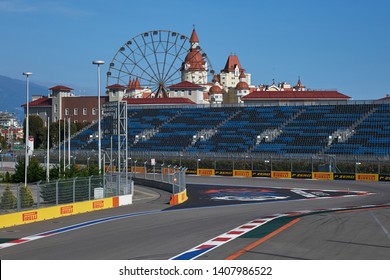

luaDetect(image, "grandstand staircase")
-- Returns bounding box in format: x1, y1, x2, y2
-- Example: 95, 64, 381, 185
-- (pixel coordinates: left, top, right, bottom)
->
131, 110, 183, 146
186, 110, 241, 149
248, 108, 306, 152
319, 106, 379, 154
133, 128, 159, 144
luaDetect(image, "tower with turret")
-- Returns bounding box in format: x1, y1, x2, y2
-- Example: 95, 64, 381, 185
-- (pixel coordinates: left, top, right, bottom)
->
181, 28, 208, 86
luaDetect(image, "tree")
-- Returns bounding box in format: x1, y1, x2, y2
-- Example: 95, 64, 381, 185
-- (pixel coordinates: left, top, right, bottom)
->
12, 160, 25, 183
0, 135, 8, 150
27, 157, 45, 183
23, 115, 44, 149
20, 185, 34, 208
0, 186, 17, 210
4, 171, 11, 183
12, 157, 45, 183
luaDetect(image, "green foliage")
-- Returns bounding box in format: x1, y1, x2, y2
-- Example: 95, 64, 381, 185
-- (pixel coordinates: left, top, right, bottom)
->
27, 157, 45, 183
12, 157, 46, 183
49, 165, 60, 180
0, 185, 17, 210
0, 135, 8, 150
23, 115, 44, 148
20, 185, 34, 208
12, 160, 25, 183
4, 171, 11, 183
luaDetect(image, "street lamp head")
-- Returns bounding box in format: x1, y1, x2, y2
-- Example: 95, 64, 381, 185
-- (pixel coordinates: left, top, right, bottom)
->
92, 60, 105, 65
23, 72, 33, 76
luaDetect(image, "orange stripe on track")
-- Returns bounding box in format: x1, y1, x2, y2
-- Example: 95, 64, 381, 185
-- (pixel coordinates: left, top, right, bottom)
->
225, 218, 301, 260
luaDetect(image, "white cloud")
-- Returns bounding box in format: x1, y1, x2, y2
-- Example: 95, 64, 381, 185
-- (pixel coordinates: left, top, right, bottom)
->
0, 0, 38, 13
0, 0, 94, 17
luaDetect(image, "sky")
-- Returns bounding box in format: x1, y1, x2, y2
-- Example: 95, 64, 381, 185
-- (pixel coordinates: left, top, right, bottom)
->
1, 0, 390, 100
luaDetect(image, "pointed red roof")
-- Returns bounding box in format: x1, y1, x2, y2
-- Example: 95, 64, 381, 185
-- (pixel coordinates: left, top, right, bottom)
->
127, 78, 143, 90
133, 77, 143, 90
212, 74, 220, 83
221, 55, 245, 73
190, 28, 199, 43
294, 77, 305, 89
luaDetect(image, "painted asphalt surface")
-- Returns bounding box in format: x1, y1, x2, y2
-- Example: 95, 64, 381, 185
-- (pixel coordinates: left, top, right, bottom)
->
168, 183, 370, 210
0, 176, 389, 259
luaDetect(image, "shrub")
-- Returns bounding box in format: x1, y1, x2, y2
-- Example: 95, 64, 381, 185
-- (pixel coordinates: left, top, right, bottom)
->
20, 185, 34, 208
0, 185, 17, 210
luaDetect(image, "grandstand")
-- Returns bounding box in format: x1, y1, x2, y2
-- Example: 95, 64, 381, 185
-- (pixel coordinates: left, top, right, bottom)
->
66, 102, 390, 158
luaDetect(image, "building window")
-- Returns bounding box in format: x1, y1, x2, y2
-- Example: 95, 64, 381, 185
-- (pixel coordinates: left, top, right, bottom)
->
65, 108, 69, 116
54, 104, 58, 113
92, 108, 97, 115
83, 108, 87, 115
74, 108, 78, 115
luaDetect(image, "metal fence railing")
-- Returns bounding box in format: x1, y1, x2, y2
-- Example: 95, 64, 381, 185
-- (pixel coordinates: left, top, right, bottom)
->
0, 174, 133, 214
0, 165, 189, 214
131, 164, 187, 194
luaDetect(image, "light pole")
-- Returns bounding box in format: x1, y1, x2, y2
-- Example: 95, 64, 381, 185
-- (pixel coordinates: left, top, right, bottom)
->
23, 71, 32, 186
46, 117, 50, 182
92, 60, 104, 174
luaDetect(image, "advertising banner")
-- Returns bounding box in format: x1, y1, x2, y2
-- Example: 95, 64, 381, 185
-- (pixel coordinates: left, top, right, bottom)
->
356, 173, 378, 181
197, 168, 215, 176
291, 172, 312, 179
186, 169, 197, 175
334, 173, 355, 180
233, 170, 252, 177
312, 172, 334, 180
271, 171, 291, 179
131, 166, 146, 173
252, 171, 271, 178
215, 169, 233, 176
379, 174, 390, 182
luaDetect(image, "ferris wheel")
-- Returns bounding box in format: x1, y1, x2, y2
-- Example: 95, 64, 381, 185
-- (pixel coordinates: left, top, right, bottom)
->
106, 30, 214, 98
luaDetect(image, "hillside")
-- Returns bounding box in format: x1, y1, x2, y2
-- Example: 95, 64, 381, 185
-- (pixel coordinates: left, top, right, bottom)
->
0, 75, 48, 119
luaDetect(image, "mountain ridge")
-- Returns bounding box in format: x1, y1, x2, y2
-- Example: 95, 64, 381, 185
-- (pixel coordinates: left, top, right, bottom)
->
0, 75, 49, 119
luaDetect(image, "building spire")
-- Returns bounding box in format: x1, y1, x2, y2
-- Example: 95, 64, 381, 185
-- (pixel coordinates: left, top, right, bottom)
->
190, 27, 199, 45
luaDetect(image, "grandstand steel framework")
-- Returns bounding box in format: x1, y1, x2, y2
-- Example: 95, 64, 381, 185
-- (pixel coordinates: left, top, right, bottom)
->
103, 101, 128, 183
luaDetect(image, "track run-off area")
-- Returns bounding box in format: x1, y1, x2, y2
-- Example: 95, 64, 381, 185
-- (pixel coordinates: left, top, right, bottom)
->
0, 176, 389, 260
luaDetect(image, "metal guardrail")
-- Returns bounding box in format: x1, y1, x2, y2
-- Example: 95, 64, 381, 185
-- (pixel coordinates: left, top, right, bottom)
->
130, 164, 187, 194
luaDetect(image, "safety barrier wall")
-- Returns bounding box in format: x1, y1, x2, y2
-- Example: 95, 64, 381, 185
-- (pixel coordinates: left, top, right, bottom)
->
132, 168, 188, 205
169, 189, 188, 205
0, 194, 133, 228
189, 168, 388, 182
